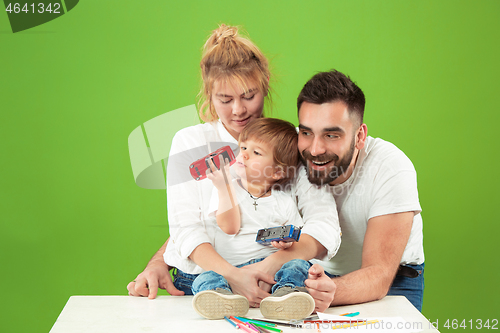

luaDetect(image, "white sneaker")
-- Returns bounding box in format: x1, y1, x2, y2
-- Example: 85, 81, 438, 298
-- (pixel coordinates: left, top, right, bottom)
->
260, 287, 315, 320
192, 288, 249, 320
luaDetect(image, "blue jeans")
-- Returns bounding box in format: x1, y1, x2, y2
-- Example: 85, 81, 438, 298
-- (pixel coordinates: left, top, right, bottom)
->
387, 263, 425, 312
173, 258, 311, 295
324, 263, 425, 312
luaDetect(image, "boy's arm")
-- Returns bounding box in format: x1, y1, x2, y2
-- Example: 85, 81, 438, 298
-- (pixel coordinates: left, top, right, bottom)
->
248, 234, 326, 279
207, 156, 241, 235
214, 183, 240, 234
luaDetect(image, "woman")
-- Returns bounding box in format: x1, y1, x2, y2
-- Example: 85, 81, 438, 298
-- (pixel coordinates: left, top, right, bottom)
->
127, 24, 339, 310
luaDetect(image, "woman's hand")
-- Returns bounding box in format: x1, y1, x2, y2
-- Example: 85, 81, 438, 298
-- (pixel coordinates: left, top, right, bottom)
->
127, 260, 184, 299
241, 259, 282, 294
304, 264, 336, 312
225, 266, 276, 307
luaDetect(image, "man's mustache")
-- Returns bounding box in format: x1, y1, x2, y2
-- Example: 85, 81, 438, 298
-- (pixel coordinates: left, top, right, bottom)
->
300, 150, 339, 164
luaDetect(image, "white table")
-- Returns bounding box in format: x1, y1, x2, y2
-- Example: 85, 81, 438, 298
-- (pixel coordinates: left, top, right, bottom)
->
50, 295, 439, 333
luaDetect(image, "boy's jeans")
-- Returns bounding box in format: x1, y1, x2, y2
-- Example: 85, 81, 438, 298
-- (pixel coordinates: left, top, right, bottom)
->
173, 258, 311, 295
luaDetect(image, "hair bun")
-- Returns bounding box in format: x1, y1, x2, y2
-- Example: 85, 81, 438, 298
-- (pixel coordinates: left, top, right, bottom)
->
213, 24, 238, 43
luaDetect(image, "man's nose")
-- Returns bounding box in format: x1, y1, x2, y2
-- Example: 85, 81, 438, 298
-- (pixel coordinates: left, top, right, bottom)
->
310, 137, 326, 156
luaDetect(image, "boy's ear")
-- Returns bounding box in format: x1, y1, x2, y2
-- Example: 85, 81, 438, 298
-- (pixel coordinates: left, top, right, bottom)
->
273, 166, 285, 180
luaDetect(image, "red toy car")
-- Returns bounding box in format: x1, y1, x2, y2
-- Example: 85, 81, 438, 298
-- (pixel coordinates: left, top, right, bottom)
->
189, 145, 236, 181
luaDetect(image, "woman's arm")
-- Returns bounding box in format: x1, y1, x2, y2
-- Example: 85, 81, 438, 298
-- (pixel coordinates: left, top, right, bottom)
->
127, 238, 184, 299
189, 243, 275, 304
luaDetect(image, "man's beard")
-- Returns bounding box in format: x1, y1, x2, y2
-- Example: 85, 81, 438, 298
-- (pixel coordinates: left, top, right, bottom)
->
300, 139, 356, 186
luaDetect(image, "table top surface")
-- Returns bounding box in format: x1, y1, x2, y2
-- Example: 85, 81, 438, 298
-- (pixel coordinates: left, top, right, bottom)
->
50, 295, 439, 333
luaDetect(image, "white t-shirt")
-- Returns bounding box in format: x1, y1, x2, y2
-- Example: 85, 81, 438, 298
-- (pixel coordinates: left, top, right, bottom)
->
311, 136, 425, 276
164, 121, 341, 274
205, 179, 304, 267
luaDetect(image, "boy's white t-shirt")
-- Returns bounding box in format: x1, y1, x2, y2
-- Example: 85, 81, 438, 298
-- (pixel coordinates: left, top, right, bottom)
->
206, 179, 304, 267
311, 136, 425, 276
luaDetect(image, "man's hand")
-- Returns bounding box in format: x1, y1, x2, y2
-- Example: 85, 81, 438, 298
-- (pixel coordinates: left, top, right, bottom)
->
226, 266, 276, 307
127, 261, 184, 299
305, 264, 336, 312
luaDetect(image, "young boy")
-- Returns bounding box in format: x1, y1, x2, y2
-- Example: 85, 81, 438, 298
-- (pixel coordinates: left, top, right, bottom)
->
167, 118, 339, 320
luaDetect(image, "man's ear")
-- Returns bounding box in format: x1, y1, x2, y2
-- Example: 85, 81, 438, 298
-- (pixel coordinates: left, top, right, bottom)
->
355, 124, 368, 150
273, 166, 285, 180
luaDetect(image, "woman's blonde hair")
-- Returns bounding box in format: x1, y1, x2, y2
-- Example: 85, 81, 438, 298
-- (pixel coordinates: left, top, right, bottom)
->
198, 24, 271, 122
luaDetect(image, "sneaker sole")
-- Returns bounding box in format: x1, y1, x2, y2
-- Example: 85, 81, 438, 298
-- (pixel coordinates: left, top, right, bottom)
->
192, 290, 249, 320
260, 292, 315, 320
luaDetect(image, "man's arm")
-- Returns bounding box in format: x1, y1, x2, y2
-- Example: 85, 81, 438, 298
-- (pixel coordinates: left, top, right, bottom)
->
127, 238, 184, 299
305, 212, 413, 307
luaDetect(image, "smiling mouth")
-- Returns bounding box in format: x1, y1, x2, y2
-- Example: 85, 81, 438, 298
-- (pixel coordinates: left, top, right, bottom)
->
308, 159, 333, 170
233, 116, 251, 125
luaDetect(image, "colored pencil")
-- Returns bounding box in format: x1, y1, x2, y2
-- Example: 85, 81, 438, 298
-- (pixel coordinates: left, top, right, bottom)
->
234, 316, 277, 327
250, 318, 299, 328
237, 323, 256, 333
224, 316, 239, 329
230, 316, 246, 325
248, 323, 282, 333
248, 323, 263, 333
330, 320, 379, 330
304, 320, 365, 324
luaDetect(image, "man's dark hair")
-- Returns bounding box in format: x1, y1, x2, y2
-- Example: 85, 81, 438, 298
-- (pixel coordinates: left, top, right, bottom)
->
297, 70, 365, 125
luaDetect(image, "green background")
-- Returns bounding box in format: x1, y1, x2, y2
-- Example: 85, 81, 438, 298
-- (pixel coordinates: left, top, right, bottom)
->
1, 0, 499, 331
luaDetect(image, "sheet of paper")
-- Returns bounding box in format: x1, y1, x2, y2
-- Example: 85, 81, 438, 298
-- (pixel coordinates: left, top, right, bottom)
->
310, 312, 423, 332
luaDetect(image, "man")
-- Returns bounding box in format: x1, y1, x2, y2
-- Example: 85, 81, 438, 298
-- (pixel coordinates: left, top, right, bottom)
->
298, 70, 424, 311
127, 70, 425, 311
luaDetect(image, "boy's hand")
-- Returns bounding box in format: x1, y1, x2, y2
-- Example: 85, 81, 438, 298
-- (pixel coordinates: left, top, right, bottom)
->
270, 240, 294, 250
206, 154, 231, 190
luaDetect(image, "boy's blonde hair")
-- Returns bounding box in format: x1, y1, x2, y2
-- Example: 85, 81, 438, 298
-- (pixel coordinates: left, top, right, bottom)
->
239, 118, 298, 184
198, 24, 271, 122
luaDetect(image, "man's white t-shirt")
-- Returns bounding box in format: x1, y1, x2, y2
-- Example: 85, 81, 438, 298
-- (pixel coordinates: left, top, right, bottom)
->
311, 136, 425, 276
